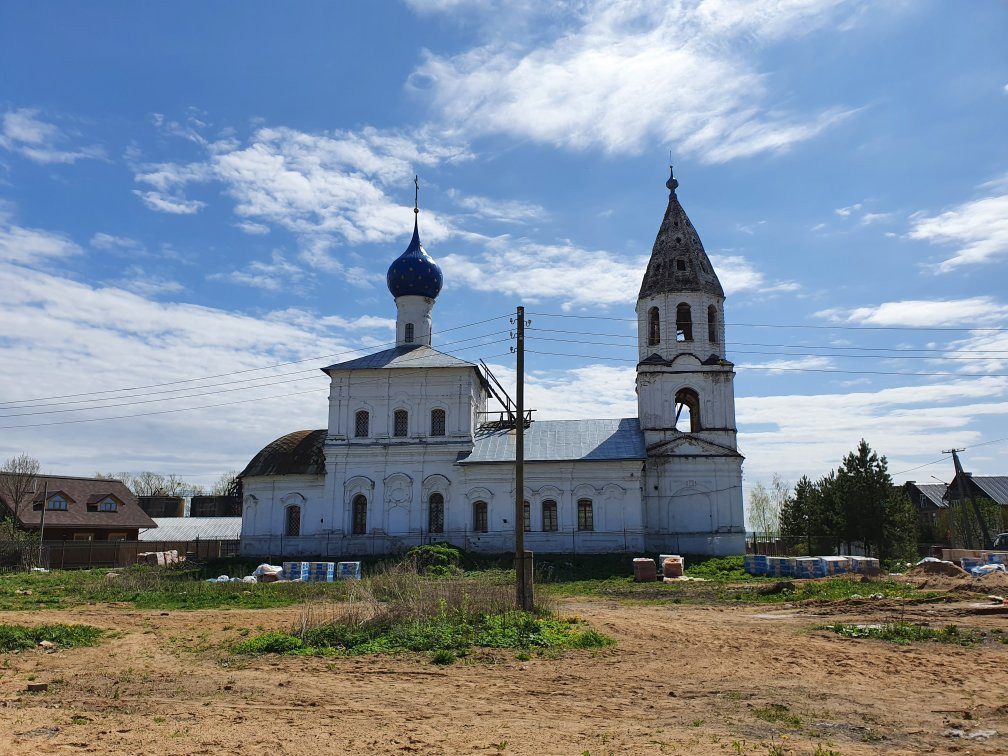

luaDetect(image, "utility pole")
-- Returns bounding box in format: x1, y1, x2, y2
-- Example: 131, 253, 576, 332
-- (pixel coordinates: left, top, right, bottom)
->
513, 306, 532, 610
37, 478, 48, 569
944, 449, 992, 550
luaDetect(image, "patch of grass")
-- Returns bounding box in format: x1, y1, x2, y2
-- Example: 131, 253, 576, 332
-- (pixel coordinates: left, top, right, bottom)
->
0, 623, 103, 652
430, 649, 456, 665
236, 612, 612, 656
861, 729, 884, 742
754, 703, 803, 729
0, 566, 351, 611
824, 622, 982, 646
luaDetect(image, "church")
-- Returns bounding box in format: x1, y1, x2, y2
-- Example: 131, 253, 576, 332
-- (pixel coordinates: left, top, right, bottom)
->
239, 170, 745, 557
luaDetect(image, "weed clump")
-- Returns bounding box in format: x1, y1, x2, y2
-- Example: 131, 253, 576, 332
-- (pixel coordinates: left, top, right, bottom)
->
824, 621, 982, 646
0, 623, 103, 652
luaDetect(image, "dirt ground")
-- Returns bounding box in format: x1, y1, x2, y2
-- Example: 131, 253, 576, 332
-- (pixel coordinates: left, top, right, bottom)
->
0, 587, 1005, 755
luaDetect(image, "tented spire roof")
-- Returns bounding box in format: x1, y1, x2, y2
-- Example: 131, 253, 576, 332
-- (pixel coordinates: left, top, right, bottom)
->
638, 168, 724, 300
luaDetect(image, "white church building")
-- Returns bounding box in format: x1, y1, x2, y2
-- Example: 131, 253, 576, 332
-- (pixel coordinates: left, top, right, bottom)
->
239, 170, 745, 557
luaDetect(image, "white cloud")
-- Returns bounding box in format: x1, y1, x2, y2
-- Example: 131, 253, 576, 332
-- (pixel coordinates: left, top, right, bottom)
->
0, 261, 359, 484
817, 296, 1008, 327
834, 203, 862, 217
210, 251, 305, 292
133, 190, 206, 215
411, 0, 862, 159
442, 241, 796, 309
90, 232, 145, 253
0, 108, 104, 164
0, 223, 83, 265
132, 125, 471, 260
110, 266, 186, 298
449, 190, 546, 224
908, 181, 1008, 271
737, 378, 1008, 485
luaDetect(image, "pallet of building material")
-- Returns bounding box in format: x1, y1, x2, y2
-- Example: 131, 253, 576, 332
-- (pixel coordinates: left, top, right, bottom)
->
743, 554, 770, 576
633, 557, 657, 582
765, 556, 793, 577
941, 548, 987, 563
847, 556, 880, 575
820, 556, 851, 576
336, 561, 362, 580
662, 556, 684, 578
960, 556, 985, 572
986, 552, 1008, 565
792, 557, 826, 579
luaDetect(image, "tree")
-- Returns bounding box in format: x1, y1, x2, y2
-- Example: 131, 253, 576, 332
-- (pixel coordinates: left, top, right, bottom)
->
781, 475, 815, 553
210, 470, 239, 496
0, 453, 41, 521
747, 481, 780, 535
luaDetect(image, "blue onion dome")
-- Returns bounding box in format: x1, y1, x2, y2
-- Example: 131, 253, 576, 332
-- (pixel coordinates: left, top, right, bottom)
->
386, 215, 443, 299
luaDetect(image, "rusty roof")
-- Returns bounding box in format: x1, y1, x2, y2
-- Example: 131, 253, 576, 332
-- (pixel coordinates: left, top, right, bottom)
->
240, 429, 327, 478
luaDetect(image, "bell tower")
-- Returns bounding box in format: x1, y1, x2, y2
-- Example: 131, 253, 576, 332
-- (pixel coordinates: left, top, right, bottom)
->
637, 168, 745, 555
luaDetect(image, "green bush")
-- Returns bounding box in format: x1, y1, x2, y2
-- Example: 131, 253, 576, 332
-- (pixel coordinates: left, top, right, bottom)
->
824, 622, 982, 646
405, 544, 461, 574
430, 649, 456, 665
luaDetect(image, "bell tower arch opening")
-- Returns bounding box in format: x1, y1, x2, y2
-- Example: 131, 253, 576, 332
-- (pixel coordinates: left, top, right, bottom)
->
648, 306, 660, 346
675, 302, 692, 342
674, 388, 701, 432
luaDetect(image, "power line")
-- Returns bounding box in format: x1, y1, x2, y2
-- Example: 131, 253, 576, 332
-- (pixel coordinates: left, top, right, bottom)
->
0, 329, 511, 411
525, 334, 1008, 361
523, 348, 1008, 378
0, 338, 512, 420
0, 351, 518, 430
0, 313, 512, 407
529, 327, 1008, 355
526, 311, 1008, 332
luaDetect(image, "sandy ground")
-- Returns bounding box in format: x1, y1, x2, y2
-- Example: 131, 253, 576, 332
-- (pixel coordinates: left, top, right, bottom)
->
0, 586, 1005, 755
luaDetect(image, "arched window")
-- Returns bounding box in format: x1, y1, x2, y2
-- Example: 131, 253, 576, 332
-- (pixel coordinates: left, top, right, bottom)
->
523, 500, 531, 532
393, 409, 408, 438
707, 305, 718, 343
647, 306, 660, 346
428, 492, 444, 534
430, 408, 446, 436
354, 410, 369, 438
404, 322, 414, 343
676, 303, 693, 342
352, 494, 367, 535
472, 500, 488, 533
674, 387, 701, 432
577, 499, 594, 531
285, 505, 301, 537
541, 500, 558, 532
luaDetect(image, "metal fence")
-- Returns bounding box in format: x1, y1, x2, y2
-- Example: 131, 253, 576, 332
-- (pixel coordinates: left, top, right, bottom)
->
0, 539, 239, 571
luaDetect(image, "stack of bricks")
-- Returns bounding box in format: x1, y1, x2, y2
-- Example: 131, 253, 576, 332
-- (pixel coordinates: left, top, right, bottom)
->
633, 557, 657, 582
662, 555, 684, 578
847, 556, 880, 575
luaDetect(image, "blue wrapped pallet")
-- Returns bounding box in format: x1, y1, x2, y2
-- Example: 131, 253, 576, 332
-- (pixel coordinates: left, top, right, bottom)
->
337, 561, 362, 580
744, 554, 770, 576
793, 557, 826, 579
960, 556, 984, 572
986, 552, 1008, 565
766, 556, 793, 577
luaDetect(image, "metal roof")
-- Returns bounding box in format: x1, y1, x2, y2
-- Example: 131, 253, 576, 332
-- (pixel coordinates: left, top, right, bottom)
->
905, 482, 947, 509
967, 476, 1008, 506
323, 344, 475, 372
139, 517, 242, 541
459, 418, 645, 464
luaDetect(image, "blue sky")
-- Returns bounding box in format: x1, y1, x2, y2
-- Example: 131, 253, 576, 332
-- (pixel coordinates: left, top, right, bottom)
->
1, 0, 1007, 503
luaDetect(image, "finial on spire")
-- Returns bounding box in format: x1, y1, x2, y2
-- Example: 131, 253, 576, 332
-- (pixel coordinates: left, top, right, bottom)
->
414, 175, 419, 215
666, 165, 679, 196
